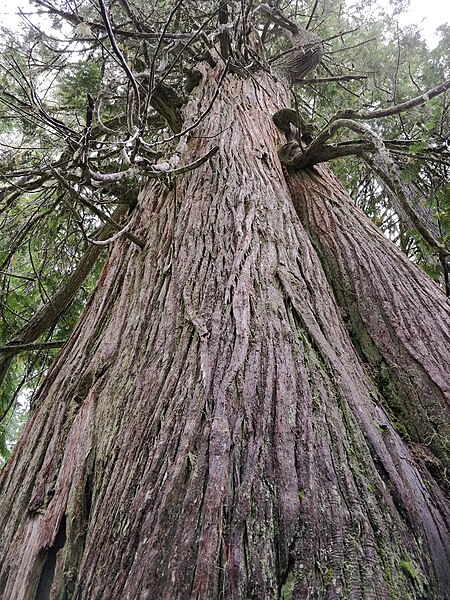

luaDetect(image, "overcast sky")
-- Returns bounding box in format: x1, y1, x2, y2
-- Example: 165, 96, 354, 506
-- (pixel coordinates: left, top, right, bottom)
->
0, 0, 449, 48
396, 0, 449, 46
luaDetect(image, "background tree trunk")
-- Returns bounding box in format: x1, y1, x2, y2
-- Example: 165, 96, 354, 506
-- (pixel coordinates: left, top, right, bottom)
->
0, 65, 449, 599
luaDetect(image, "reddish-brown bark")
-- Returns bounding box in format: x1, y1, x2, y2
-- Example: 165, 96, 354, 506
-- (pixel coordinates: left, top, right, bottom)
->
288, 166, 450, 474
0, 65, 449, 599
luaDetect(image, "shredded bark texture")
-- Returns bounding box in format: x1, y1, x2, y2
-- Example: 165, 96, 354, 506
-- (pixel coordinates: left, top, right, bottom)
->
0, 66, 449, 600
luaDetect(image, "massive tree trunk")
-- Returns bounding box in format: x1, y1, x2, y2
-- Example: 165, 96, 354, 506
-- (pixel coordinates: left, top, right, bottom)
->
0, 64, 449, 599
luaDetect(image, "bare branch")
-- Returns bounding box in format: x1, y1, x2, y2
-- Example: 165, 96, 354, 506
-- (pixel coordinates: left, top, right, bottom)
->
31, 0, 192, 39
50, 167, 145, 249
280, 119, 448, 256
336, 78, 450, 121
98, 0, 141, 129
0, 341, 66, 355
298, 75, 367, 85
148, 0, 185, 97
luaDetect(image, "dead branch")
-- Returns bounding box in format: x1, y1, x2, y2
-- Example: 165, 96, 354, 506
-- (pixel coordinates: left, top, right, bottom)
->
279, 118, 448, 257
335, 78, 450, 122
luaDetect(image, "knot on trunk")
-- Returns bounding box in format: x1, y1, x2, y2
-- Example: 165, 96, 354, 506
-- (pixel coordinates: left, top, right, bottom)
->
273, 108, 315, 143
277, 30, 324, 84
260, 4, 324, 84
273, 109, 316, 168
277, 140, 303, 167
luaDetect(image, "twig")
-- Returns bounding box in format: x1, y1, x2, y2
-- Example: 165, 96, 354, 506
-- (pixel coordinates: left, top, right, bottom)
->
98, 0, 141, 129
0, 341, 66, 354
298, 75, 367, 84
50, 167, 145, 248
305, 0, 319, 30
148, 0, 185, 96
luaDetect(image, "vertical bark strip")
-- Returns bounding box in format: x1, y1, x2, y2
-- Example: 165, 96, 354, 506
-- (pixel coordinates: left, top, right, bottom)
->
288, 167, 450, 475
0, 66, 449, 599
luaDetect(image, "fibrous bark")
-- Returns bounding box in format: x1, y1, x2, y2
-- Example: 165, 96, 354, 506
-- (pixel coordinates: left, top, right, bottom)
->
289, 165, 450, 492
0, 64, 449, 600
